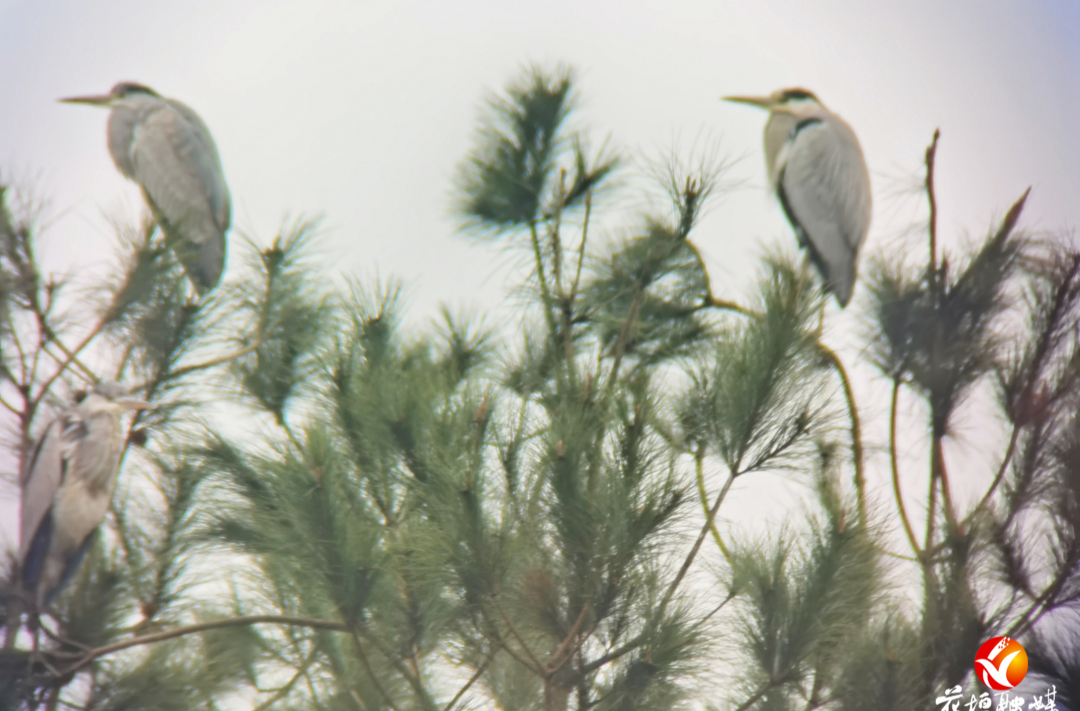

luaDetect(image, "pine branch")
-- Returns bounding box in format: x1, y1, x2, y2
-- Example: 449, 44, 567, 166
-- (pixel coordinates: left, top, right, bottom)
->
54, 615, 350, 676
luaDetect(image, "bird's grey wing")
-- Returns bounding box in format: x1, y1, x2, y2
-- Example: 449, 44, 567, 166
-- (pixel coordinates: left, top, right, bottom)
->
45, 528, 99, 608
18, 413, 86, 586
165, 100, 231, 233
131, 102, 229, 290
779, 118, 872, 306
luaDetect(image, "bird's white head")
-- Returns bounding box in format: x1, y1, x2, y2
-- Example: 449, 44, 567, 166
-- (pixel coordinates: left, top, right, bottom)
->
59, 82, 161, 110
723, 88, 825, 119
81, 381, 153, 414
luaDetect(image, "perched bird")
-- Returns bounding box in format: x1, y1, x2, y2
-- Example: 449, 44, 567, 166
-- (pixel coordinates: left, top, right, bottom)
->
18, 382, 151, 611
725, 88, 872, 307
62, 82, 231, 294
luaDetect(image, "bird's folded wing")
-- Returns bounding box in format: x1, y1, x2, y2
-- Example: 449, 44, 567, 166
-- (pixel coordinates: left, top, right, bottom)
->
781, 120, 871, 254
131, 103, 230, 244
167, 99, 231, 233
780, 119, 871, 295
17, 413, 82, 565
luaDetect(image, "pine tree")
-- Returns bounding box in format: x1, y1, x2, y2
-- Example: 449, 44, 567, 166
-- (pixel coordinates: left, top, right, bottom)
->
0, 67, 1078, 711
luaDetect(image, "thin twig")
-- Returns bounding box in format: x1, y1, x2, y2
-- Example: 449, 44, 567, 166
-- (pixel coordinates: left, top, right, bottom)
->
493, 596, 545, 675
0, 393, 21, 415
683, 237, 763, 321
38, 322, 97, 382
40, 340, 95, 384
605, 286, 644, 389
934, 437, 959, 534
817, 342, 866, 528
579, 634, 645, 675
694, 441, 733, 564
889, 378, 922, 556
963, 424, 1020, 531
32, 304, 115, 413
877, 547, 920, 562
164, 335, 270, 380
660, 470, 737, 612
923, 460, 939, 554
707, 296, 762, 320
568, 194, 591, 308
350, 629, 402, 711
530, 222, 558, 336
56, 614, 349, 676
485, 628, 542, 676
552, 169, 565, 294
689, 589, 737, 634
1006, 555, 1075, 640
253, 646, 319, 711
445, 649, 497, 711
962, 250, 1077, 529
353, 625, 437, 711
733, 679, 779, 711
564, 192, 591, 360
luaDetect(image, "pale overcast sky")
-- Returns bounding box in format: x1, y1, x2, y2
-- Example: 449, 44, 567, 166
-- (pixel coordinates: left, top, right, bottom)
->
1, 0, 1078, 567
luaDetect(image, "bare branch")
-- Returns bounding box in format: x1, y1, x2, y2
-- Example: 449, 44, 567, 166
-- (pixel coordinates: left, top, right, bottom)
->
925, 128, 941, 274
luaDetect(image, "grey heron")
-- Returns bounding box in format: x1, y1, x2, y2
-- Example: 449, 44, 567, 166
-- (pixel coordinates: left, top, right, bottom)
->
61, 82, 231, 294
18, 382, 151, 611
725, 88, 872, 307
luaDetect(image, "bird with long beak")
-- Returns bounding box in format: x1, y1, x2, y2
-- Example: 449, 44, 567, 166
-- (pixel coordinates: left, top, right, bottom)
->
725, 88, 872, 307
62, 82, 231, 294
18, 382, 152, 612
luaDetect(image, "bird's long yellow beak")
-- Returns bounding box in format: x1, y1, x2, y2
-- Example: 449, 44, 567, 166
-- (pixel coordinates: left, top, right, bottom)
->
722, 95, 773, 109
59, 94, 113, 106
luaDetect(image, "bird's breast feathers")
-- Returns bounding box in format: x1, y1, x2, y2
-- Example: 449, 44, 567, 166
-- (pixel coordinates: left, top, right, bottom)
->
49, 477, 112, 553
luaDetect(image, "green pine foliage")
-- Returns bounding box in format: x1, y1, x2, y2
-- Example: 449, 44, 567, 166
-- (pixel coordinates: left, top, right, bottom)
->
1, 67, 1078, 711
